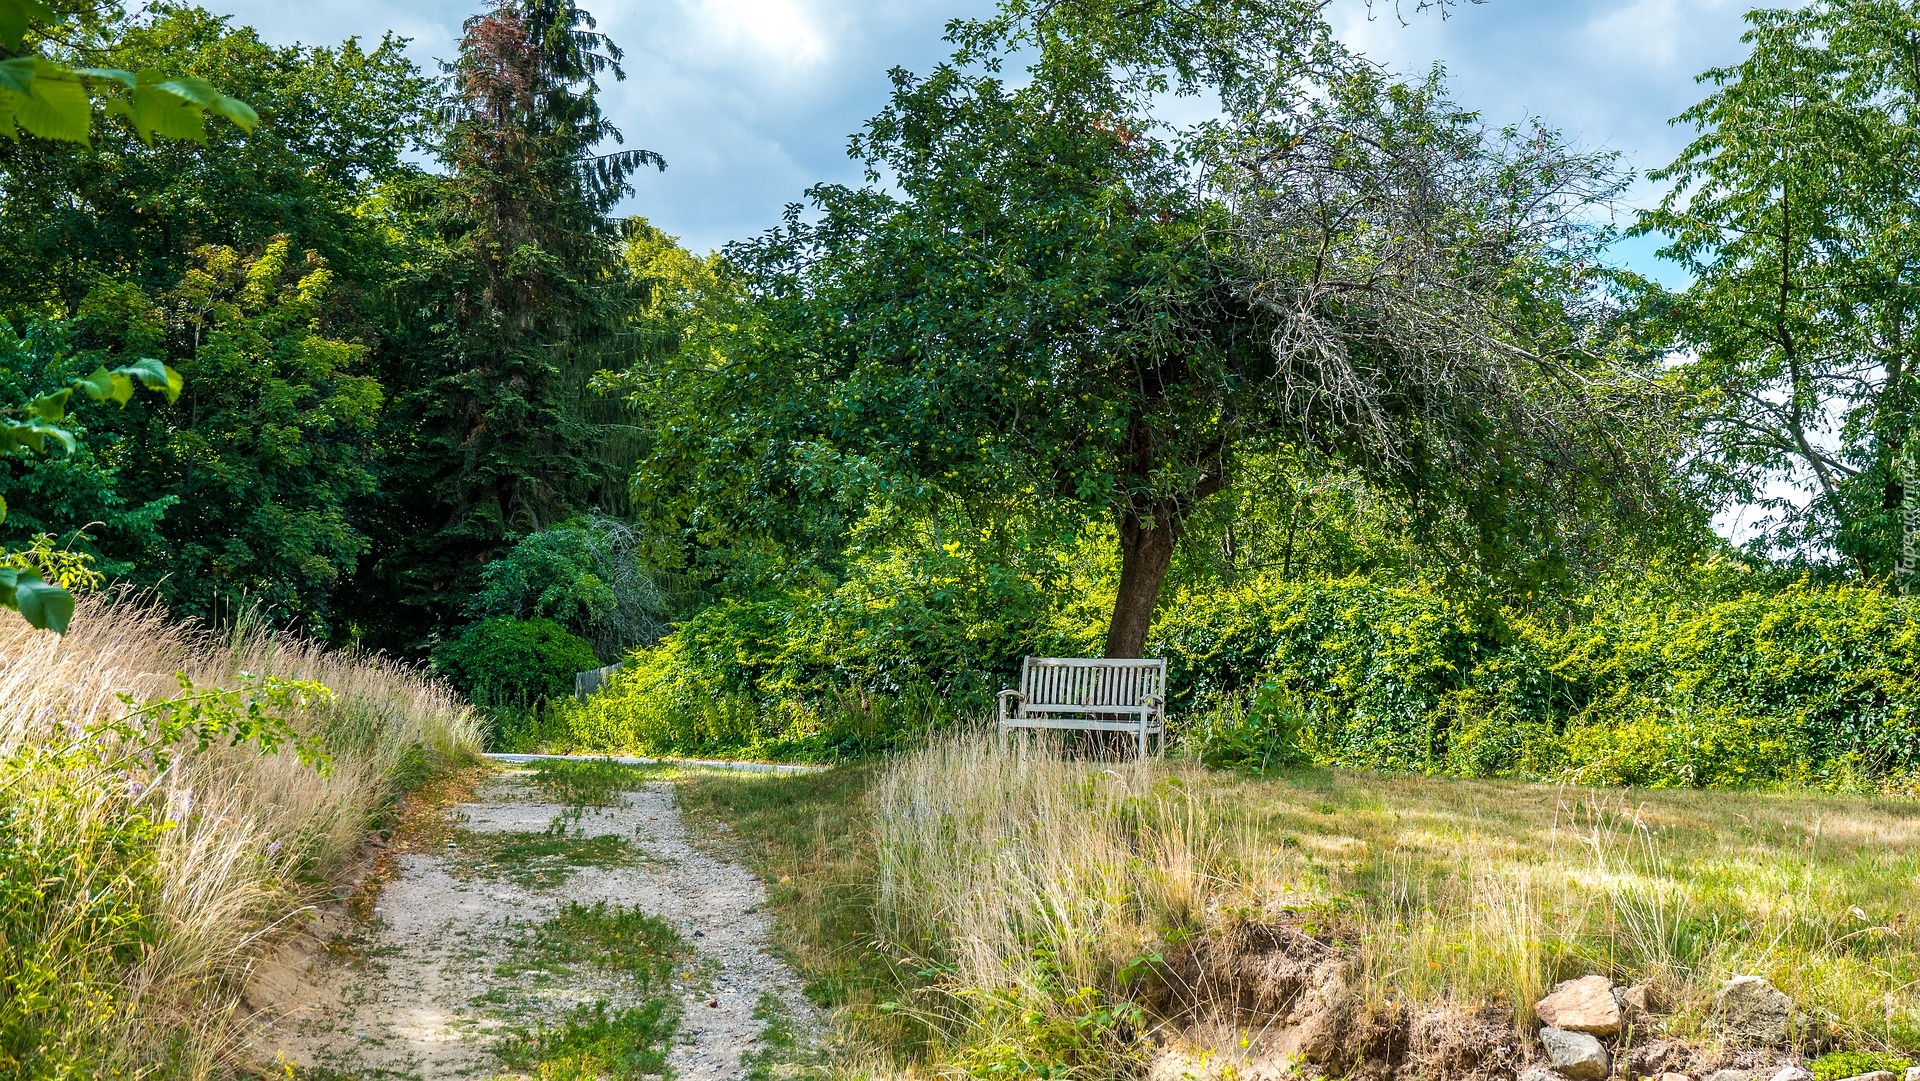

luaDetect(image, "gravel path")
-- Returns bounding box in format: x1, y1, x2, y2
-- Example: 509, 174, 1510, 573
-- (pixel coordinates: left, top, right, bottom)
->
251, 769, 817, 1079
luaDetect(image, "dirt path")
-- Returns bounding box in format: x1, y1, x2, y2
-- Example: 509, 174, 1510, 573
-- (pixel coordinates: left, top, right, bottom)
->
250, 767, 817, 1079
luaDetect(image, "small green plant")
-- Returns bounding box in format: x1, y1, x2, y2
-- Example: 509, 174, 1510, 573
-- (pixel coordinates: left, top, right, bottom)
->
529, 757, 658, 808
1180, 680, 1313, 774
1812, 1051, 1916, 1081
431, 617, 600, 720
531, 901, 681, 985
494, 1000, 676, 1080
446, 825, 637, 890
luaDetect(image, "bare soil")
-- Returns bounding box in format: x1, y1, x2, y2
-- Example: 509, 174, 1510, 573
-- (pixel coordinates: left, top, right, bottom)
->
247, 769, 817, 1079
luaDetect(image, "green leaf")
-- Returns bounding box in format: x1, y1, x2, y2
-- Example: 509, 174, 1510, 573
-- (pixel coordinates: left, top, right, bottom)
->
70, 66, 136, 89
0, 493, 8, 524
0, 0, 54, 53
9, 63, 88, 143
125, 82, 206, 145
0, 54, 34, 96
73, 365, 133, 405
119, 357, 183, 403
14, 573, 73, 633
26, 387, 68, 422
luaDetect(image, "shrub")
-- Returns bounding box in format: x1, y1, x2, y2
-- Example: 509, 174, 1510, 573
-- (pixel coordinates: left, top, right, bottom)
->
433, 617, 601, 713
1812, 1051, 1916, 1081
1156, 574, 1920, 790
1176, 680, 1315, 773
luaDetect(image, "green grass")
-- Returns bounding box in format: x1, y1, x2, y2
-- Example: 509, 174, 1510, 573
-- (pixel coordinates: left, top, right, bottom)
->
445, 823, 639, 889
494, 1000, 676, 1080
679, 735, 1920, 1079
528, 757, 666, 808
530, 901, 682, 983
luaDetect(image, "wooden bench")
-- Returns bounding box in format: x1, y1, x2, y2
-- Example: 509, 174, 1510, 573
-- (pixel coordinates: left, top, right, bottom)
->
998, 657, 1168, 758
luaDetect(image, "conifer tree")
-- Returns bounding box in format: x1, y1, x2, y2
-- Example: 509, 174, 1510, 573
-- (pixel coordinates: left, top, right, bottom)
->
369, 0, 660, 644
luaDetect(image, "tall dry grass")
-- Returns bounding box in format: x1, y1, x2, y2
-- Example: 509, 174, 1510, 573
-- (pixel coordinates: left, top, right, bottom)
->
0, 595, 480, 1078
868, 730, 1920, 1073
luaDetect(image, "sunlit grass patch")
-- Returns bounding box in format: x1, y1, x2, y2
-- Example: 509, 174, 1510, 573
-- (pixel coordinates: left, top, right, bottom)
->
685, 732, 1920, 1078
494, 1000, 675, 1080
526, 901, 682, 985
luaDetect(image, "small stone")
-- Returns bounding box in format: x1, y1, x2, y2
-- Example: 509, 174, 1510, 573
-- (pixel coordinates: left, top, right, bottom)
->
1537, 975, 1623, 1036
1520, 1068, 1568, 1081
706, 998, 719, 1008
1653, 1074, 1691, 1081
1769, 1068, 1813, 1081
1620, 984, 1655, 1014
1837, 1073, 1895, 1081
1704, 1071, 1752, 1081
1713, 975, 1795, 1045
1540, 1026, 1610, 1081
1903, 1068, 1920, 1081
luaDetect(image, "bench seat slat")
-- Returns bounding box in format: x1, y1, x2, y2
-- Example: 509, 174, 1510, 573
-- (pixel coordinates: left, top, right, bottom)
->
1001, 655, 1168, 757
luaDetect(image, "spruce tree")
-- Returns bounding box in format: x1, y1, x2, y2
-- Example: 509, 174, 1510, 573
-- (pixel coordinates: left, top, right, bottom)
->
366, 0, 660, 646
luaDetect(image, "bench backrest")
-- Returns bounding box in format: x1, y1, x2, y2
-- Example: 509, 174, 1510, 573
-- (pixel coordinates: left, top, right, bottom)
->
1020, 657, 1166, 710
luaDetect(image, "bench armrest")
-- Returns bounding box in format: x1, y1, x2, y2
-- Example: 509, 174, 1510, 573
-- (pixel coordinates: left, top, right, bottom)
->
998, 689, 1026, 724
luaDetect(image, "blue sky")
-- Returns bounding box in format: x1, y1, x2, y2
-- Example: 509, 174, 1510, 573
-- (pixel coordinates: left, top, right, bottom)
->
205, 0, 1785, 277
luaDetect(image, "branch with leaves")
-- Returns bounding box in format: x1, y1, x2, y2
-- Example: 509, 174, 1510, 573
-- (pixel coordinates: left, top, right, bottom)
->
0, 0, 257, 144
1, 358, 182, 632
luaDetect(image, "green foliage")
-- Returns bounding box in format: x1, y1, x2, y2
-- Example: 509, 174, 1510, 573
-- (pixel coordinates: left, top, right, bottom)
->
1176, 680, 1314, 774
494, 1000, 675, 1081
468, 517, 675, 661
1812, 1051, 1917, 1081
1640, 0, 1920, 572
0, 668, 331, 1076
548, 520, 1108, 759
531, 901, 680, 985
527, 757, 659, 808
1155, 570, 1920, 789
432, 617, 600, 713
0, 0, 255, 147
0, 339, 180, 631
70, 240, 383, 632
0, 6, 428, 317
0, 784, 164, 1077
367, 0, 663, 646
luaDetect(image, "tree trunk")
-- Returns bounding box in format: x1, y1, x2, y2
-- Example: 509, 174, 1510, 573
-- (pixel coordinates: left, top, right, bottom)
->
1105, 500, 1178, 659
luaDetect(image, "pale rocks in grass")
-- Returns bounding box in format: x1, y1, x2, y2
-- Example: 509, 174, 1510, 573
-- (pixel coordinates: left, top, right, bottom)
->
1903, 1068, 1920, 1081
1540, 1026, 1611, 1081
1712, 976, 1795, 1045
1537, 975, 1623, 1036
1834, 1073, 1896, 1081
1768, 1068, 1813, 1081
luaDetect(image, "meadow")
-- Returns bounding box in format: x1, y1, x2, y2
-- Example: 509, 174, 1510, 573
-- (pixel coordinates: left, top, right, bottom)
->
682, 732, 1920, 1080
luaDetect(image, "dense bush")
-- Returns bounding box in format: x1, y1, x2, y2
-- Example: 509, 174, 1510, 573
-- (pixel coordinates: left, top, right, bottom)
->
541, 533, 1106, 760
432, 617, 601, 714
1154, 573, 1920, 790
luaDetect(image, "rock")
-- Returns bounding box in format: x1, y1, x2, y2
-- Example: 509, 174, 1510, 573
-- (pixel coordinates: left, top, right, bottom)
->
1713, 975, 1795, 1045
1652, 1074, 1691, 1081
1620, 984, 1655, 1014
1537, 975, 1623, 1036
1520, 1068, 1569, 1081
1704, 1071, 1753, 1081
1539, 1026, 1610, 1081
1769, 1068, 1813, 1081
1904, 1069, 1920, 1081
1836, 1073, 1895, 1081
